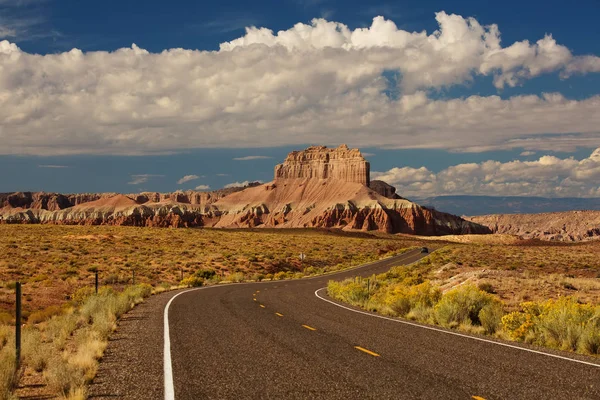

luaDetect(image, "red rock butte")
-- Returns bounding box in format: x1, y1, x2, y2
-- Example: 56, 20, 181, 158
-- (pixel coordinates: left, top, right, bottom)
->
274, 144, 370, 186
0, 145, 491, 236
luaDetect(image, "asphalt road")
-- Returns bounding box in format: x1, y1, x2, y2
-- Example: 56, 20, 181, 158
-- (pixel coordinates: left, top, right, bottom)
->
164, 249, 600, 400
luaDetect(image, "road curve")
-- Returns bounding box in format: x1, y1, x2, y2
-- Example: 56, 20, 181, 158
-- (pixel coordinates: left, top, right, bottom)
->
165, 249, 600, 400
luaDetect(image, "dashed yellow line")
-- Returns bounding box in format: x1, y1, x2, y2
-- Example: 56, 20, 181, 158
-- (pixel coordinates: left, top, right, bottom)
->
354, 346, 380, 357
472, 397, 486, 400
253, 298, 257, 301
302, 324, 317, 331
260, 304, 266, 308
275, 312, 284, 317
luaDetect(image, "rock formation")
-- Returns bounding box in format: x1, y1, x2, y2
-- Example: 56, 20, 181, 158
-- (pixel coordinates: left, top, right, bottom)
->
369, 180, 402, 199
0, 146, 490, 235
274, 144, 370, 186
467, 211, 600, 242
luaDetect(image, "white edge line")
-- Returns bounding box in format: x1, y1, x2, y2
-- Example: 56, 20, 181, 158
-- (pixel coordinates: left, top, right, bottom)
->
314, 287, 600, 369
164, 288, 205, 400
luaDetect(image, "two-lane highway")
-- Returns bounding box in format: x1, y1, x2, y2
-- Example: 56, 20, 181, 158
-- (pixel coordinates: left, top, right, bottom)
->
165, 249, 600, 399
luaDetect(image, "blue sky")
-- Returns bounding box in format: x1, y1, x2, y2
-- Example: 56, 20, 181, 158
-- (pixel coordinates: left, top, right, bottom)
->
1, 0, 599, 197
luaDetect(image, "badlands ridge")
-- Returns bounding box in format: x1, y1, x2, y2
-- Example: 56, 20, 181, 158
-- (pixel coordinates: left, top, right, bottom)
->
0, 145, 488, 235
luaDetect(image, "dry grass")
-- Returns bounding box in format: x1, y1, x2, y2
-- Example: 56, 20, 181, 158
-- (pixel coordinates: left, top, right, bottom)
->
423, 241, 600, 308
0, 225, 426, 315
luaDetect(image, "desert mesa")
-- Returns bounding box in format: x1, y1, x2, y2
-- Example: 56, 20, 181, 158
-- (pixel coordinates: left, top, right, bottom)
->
0, 145, 489, 235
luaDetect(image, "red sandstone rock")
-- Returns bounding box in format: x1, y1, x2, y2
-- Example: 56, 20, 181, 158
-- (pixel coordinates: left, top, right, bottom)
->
467, 211, 600, 241
0, 145, 489, 236
274, 144, 370, 186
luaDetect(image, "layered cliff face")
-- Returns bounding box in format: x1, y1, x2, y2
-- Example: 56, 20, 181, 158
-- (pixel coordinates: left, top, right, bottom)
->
274, 144, 370, 186
467, 211, 600, 242
0, 146, 489, 235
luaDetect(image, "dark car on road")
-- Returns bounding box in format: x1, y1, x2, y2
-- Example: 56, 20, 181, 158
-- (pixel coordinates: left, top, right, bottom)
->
420, 247, 429, 253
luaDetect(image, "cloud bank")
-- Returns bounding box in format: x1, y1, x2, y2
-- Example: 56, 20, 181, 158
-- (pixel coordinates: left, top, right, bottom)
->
0, 12, 599, 156
373, 148, 600, 198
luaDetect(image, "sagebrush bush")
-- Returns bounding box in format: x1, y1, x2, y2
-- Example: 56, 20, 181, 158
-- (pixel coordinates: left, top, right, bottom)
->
382, 281, 440, 317
501, 297, 600, 354
181, 276, 204, 287
478, 301, 504, 334
434, 285, 498, 328
327, 279, 370, 306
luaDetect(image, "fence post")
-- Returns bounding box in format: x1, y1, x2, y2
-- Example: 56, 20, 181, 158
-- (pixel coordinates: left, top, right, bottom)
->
95, 271, 99, 294
132, 270, 135, 285
367, 278, 370, 293
15, 282, 21, 368
180, 268, 184, 281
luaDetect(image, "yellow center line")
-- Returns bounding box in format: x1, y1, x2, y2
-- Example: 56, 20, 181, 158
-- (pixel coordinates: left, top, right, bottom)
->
472, 397, 486, 400
275, 312, 283, 317
302, 324, 317, 331
354, 346, 380, 357
260, 304, 266, 308
253, 298, 257, 301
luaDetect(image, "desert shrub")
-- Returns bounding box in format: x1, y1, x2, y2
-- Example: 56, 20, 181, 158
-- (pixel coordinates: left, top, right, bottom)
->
0, 312, 12, 325
478, 301, 504, 334
274, 271, 287, 280
502, 298, 600, 353
46, 312, 79, 351
28, 305, 64, 324
22, 328, 49, 372
434, 285, 498, 328
327, 279, 370, 306
45, 355, 86, 398
581, 323, 600, 355
181, 276, 204, 287
227, 272, 245, 283
194, 268, 217, 280
252, 273, 265, 282
383, 281, 441, 317
72, 286, 95, 305
538, 297, 594, 351
0, 335, 16, 399
477, 282, 496, 294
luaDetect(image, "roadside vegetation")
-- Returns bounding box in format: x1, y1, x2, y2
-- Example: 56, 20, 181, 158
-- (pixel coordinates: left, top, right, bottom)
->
328, 240, 600, 358
0, 225, 425, 317
0, 224, 426, 398
1, 284, 153, 399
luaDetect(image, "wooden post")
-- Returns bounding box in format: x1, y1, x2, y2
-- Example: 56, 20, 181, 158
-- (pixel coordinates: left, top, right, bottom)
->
95, 271, 99, 294
15, 282, 21, 367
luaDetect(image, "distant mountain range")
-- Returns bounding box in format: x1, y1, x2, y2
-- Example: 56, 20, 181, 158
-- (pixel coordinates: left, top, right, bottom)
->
413, 196, 600, 216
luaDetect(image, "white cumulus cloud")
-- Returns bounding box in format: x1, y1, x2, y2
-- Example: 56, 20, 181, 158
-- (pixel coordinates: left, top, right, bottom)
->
128, 174, 164, 185
233, 156, 272, 160
0, 12, 598, 156
224, 180, 263, 189
372, 148, 600, 198
177, 174, 201, 184
194, 184, 210, 191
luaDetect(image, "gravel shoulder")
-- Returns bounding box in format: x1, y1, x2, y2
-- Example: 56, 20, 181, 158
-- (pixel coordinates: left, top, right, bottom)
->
88, 289, 183, 399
